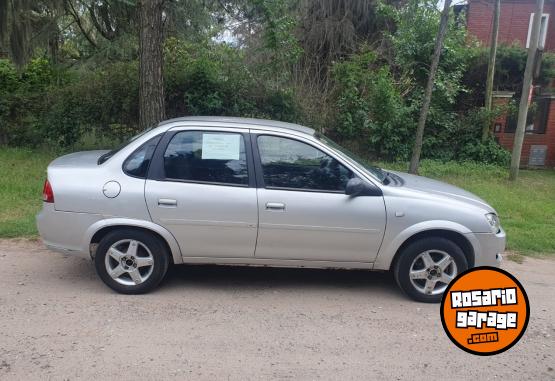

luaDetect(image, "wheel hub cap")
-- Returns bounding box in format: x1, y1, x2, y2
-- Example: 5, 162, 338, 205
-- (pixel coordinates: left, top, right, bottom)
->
104, 239, 154, 286
121, 256, 137, 270
409, 250, 458, 296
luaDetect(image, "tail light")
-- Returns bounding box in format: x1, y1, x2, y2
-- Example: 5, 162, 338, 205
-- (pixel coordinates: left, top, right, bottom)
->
42, 179, 54, 203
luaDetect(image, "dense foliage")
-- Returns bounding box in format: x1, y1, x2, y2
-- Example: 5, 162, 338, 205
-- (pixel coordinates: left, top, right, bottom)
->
1, 0, 552, 165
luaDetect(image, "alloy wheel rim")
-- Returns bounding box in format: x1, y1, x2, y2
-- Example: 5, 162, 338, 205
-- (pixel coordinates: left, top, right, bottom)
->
409, 250, 457, 296
104, 239, 154, 286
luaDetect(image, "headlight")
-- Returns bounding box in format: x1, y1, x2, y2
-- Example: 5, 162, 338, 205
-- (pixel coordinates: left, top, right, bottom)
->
485, 213, 500, 234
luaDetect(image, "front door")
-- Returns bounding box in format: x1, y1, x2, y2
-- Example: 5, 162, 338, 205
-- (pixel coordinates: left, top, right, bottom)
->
253, 134, 386, 263
145, 129, 258, 258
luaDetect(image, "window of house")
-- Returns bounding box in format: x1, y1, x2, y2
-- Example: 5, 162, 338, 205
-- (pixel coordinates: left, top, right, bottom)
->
526, 13, 549, 49
505, 97, 550, 134
257, 135, 353, 192
163, 131, 249, 185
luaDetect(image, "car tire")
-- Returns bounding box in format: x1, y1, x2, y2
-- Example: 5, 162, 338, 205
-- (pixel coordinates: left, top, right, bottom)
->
393, 237, 468, 303
94, 229, 170, 294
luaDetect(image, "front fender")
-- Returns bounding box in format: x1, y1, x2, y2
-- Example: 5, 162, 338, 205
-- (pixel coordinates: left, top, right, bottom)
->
83, 218, 183, 264
372, 220, 476, 270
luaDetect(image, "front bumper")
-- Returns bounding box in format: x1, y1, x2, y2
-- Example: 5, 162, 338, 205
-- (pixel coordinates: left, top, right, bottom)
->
467, 228, 506, 267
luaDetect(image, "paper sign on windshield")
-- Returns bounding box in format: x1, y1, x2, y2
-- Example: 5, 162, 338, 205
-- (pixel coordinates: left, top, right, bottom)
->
201, 134, 240, 160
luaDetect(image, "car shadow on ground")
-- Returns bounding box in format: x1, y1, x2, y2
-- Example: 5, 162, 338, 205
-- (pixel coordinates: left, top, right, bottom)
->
48, 253, 404, 299
163, 264, 403, 297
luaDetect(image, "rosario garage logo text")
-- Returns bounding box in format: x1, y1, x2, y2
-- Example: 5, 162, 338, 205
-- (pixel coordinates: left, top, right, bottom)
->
440, 268, 529, 355
452, 288, 517, 344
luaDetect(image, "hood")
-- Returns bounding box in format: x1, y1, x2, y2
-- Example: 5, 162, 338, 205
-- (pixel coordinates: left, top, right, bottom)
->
48, 150, 110, 169
389, 170, 494, 212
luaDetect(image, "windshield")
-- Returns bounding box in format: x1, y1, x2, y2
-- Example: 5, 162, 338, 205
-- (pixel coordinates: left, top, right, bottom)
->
97, 128, 153, 165
315, 133, 387, 183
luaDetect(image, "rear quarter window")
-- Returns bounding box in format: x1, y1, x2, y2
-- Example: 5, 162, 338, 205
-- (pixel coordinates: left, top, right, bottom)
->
123, 135, 162, 178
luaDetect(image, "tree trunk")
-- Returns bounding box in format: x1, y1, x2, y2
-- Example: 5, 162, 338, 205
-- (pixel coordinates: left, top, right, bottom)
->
509, 0, 544, 181
482, 0, 501, 142
139, 0, 165, 131
408, 0, 452, 174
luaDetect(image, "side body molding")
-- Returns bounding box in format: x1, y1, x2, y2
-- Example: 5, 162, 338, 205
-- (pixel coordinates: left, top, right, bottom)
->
83, 218, 184, 264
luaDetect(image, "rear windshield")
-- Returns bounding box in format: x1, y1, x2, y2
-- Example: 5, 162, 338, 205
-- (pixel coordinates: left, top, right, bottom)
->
98, 128, 153, 165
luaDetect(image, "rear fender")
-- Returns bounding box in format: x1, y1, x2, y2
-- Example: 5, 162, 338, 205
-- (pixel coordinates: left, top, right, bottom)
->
83, 218, 183, 264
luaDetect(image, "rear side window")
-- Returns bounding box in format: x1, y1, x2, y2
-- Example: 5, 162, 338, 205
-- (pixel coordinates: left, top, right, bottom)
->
163, 131, 248, 186
123, 135, 161, 178
257, 135, 353, 191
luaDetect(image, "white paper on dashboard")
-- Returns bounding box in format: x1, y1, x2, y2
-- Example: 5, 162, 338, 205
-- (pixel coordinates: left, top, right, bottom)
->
201, 134, 240, 160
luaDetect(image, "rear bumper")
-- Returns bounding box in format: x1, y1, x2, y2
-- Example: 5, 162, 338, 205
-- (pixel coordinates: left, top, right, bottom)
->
467, 228, 506, 267
36, 203, 103, 259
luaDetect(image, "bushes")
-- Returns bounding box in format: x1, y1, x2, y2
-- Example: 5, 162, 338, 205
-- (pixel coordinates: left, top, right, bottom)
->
0, 59, 140, 148
0, 21, 516, 167
43, 62, 140, 147
164, 39, 297, 121
329, 47, 510, 164
326, 0, 515, 166
0, 58, 60, 146
332, 51, 414, 160
0, 41, 298, 149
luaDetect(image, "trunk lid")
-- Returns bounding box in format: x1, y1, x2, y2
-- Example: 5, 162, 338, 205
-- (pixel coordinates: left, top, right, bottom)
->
48, 150, 110, 169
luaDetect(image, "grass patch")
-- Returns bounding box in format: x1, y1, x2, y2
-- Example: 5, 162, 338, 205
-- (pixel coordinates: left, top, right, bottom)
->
0, 148, 553, 256
0, 148, 55, 237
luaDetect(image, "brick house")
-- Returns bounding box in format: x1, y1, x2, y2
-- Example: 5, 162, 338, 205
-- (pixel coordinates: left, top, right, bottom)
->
466, 0, 555, 167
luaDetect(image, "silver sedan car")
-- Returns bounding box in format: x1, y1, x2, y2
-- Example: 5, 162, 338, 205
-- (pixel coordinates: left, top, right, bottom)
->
37, 117, 505, 302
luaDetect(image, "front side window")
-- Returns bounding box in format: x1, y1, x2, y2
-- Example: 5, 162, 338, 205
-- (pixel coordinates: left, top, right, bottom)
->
163, 131, 248, 186
257, 135, 353, 192
123, 135, 161, 178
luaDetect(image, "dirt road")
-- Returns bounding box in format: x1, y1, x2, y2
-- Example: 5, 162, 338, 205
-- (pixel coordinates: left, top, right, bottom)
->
0, 239, 554, 380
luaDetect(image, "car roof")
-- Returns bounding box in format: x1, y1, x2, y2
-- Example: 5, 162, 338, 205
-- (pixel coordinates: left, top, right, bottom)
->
158, 116, 315, 136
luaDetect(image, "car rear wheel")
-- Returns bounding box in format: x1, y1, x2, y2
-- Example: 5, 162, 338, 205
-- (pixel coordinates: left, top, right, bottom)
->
94, 229, 169, 294
393, 237, 468, 303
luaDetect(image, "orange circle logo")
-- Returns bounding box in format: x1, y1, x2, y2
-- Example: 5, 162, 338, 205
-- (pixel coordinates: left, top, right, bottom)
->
440, 267, 529, 356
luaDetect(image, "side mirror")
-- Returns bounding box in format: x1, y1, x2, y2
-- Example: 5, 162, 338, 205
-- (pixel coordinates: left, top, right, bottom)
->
345, 177, 381, 197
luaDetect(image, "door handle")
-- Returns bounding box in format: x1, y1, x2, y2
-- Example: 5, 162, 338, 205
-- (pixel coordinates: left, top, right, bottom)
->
266, 202, 285, 211
158, 198, 177, 207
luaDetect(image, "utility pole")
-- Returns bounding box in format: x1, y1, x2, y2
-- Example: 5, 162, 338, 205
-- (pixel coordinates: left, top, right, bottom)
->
509, 0, 543, 181
409, 0, 452, 174
482, 0, 501, 142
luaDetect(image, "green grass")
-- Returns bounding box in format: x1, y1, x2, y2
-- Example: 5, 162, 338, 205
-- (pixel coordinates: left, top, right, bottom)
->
1, 148, 554, 255
0, 148, 55, 237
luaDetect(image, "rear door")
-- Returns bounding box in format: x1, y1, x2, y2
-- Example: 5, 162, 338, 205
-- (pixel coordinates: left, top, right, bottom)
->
252, 133, 386, 263
145, 127, 258, 259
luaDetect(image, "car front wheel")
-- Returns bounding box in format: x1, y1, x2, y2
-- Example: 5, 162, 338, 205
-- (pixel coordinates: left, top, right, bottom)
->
393, 237, 468, 303
94, 229, 170, 294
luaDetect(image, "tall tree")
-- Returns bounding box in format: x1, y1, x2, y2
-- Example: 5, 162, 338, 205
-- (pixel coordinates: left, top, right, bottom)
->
138, 0, 165, 130
482, 0, 501, 142
509, 0, 544, 180
0, 0, 64, 66
408, 0, 452, 174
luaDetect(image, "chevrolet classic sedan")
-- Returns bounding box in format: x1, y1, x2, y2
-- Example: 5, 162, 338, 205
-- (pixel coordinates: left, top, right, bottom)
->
37, 117, 505, 302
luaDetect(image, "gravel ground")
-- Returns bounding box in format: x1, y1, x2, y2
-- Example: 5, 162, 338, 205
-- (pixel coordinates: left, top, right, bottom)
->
0, 239, 554, 380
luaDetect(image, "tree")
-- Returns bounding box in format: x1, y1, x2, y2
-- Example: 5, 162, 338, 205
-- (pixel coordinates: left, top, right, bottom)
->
482, 0, 500, 142
509, 0, 544, 181
138, 0, 165, 130
408, 0, 452, 174
0, 0, 64, 66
